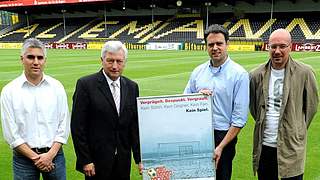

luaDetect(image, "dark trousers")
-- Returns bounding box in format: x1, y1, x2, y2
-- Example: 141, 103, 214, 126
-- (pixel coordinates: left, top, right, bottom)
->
109, 154, 130, 180
85, 154, 130, 180
214, 130, 237, 180
258, 145, 303, 180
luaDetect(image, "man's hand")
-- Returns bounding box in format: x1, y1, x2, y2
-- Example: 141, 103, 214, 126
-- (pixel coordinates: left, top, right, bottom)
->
34, 152, 55, 172
199, 89, 213, 96
83, 163, 96, 177
30, 154, 40, 163
213, 126, 241, 169
213, 145, 223, 169
138, 162, 144, 175
38, 162, 55, 172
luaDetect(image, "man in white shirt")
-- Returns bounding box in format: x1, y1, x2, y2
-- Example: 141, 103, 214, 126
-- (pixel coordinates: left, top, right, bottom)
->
0, 38, 70, 180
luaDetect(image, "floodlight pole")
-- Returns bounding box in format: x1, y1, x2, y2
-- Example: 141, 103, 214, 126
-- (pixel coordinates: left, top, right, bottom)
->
150, 4, 156, 30
104, 5, 107, 37
269, 0, 274, 36
25, 11, 30, 37
205, 2, 211, 29
122, 0, 126, 10
176, 0, 182, 15
62, 9, 66, 37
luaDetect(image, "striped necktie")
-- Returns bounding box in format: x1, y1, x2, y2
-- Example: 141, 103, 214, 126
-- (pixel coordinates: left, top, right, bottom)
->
111, 81, 120, 115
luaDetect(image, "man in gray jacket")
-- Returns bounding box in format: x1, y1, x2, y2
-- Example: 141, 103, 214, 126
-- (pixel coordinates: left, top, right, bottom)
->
250, 28, 318, 180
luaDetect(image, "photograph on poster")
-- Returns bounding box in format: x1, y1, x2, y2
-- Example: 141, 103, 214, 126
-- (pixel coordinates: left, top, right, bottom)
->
137, 94, 215, 180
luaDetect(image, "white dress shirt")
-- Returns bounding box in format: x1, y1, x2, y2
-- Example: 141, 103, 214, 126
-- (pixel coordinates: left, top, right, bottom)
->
0, 73, 70, 149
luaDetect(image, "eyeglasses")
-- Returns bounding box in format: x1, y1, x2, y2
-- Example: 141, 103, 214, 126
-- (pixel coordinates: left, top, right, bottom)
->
26, 55, 45, 60
105, 58, 124, 65
269, 44, 290, 50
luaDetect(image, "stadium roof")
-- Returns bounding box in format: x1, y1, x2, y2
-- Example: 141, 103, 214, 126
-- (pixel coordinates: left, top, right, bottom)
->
0, 0, 319, 15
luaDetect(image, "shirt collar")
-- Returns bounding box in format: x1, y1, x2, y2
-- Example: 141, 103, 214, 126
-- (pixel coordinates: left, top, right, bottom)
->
209, 56, 231, 74
20, 72, 48, 87
102, 70, 120, 87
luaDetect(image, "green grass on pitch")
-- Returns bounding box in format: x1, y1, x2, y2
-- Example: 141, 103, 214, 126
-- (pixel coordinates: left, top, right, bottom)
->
0, 49, 320, 179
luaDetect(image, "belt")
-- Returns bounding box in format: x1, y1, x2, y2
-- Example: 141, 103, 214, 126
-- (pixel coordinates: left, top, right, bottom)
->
31, 147, 51, 154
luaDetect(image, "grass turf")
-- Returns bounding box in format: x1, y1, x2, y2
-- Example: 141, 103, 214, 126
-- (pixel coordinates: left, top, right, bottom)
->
0, 49, 320, 179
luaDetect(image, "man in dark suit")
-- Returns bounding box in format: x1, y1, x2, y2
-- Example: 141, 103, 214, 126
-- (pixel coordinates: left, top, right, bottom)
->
71, 41, 142, 179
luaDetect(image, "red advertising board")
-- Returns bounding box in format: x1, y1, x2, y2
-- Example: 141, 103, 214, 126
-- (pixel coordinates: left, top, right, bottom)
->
264, 43, 320, 52
0, 0, 111, 8
292, 43, 320, 52
45, 42, 87, 49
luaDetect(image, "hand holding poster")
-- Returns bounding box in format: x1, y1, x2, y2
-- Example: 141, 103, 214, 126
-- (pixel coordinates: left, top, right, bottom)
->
137, 94, 215, 180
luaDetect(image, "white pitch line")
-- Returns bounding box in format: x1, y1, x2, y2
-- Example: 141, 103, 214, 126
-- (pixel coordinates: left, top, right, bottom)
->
134, 72, 190, 82
130, 56, 207, 63
140, 88, 181, 94
296, 55, 320, 61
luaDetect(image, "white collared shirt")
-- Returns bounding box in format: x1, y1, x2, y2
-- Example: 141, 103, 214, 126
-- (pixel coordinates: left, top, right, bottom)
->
184, 57, 249, 130
0, 73, 70, 149
102, 70, 121, 91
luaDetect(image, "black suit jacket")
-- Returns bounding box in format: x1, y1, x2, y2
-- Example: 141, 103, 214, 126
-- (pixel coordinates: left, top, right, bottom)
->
71, 70, 141, 178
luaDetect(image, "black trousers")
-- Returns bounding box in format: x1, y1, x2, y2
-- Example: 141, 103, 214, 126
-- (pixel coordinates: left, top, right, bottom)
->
214, 130, 237, 180
258, 145, 303, 180
85, 154, 130, 180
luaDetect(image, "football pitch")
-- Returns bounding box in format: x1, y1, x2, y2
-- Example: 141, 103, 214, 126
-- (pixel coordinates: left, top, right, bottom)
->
0, 49, 320, 179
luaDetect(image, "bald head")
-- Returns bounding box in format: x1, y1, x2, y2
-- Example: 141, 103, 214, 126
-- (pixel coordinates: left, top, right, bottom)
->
268, 28, 292, 69
269, 28, 291, 44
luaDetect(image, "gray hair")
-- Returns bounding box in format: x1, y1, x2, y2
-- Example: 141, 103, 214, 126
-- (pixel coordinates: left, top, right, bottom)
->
21, 38, 47, 57
101, 41, 128, 61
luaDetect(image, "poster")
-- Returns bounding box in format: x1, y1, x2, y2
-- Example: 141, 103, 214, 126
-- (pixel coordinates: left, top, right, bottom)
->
137, 94, 215, 180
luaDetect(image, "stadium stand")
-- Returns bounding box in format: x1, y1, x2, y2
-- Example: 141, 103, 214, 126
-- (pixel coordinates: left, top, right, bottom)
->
0, 0, 320, 48
2, 14, 320, 44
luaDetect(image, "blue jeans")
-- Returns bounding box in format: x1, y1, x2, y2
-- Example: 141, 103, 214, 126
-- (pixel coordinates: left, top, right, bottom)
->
13, 149, 66, 180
